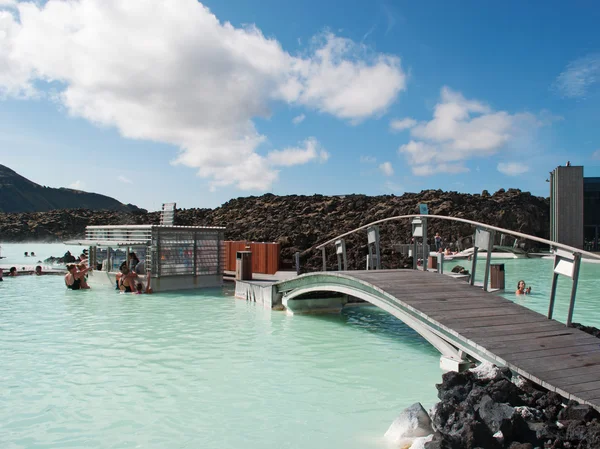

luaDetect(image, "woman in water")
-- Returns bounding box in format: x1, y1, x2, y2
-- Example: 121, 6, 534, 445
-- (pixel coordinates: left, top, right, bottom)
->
64, 264, 92, 290
516, 280, 531, 295
119, 266, 138, 293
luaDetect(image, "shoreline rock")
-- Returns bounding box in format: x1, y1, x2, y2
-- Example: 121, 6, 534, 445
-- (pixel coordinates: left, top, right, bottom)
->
386, 357, 600, 448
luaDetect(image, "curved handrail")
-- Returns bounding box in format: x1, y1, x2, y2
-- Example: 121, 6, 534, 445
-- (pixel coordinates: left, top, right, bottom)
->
315, 214, 600, 261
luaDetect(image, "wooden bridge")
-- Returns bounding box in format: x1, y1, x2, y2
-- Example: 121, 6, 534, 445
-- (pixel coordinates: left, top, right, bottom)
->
268, 214, 600, 409
275, 269, 600, 409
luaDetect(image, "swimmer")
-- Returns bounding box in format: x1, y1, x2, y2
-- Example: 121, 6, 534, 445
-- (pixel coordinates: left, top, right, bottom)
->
8, 266, 17, 277
34, 266, 43, 276
24, 252, 29, 257
135, 282, 144, 294
516, 280, 531, 295
65, 264, 92, 290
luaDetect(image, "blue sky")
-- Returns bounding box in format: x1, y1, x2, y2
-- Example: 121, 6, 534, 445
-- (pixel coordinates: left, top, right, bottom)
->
0, 0, 599, 211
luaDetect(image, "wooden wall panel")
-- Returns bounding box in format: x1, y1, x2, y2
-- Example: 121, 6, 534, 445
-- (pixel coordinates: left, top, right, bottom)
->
224, 241, 280, 274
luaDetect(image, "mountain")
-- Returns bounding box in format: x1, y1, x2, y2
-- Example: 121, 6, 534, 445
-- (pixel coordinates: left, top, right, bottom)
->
0, 164, 143, 213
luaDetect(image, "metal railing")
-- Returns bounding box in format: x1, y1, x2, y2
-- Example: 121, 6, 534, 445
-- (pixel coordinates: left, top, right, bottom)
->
315, 214, 600, 327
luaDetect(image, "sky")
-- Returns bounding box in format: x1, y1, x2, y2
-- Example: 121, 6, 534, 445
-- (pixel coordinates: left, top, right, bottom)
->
0, 0, 599, 211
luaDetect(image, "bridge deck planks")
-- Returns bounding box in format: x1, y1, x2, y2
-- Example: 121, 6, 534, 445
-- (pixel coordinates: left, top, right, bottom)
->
343, 269, 600, 409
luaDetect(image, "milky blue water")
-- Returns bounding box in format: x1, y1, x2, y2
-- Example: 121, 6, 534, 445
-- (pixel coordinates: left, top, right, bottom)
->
0, 244, 441, 449
1, 244, 599, 449
444, 257, 600, 327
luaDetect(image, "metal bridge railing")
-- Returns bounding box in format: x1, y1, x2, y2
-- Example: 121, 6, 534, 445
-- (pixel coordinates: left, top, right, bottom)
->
315, 214, 600, 327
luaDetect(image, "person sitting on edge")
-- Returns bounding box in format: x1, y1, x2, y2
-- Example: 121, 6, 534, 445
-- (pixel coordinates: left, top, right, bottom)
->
8, 266, 17, 276
128, 252, 140, 271
444, 247, 453, 256
65, 264, 92, 290
516, 280, 531, 295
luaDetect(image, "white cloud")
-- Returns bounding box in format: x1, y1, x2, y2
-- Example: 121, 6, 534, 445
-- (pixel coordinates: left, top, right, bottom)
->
0, 1, 17, 8
554, 54, 600, 98
118, 175, 133, 184
68, 180, 84, 190
385, 181, 403, 193
360, 155, 376, 163
497, 162, 529, 176
379, 161, 394, 176
292, 113, 305, 125
412, 163, 469, 176
390, 117, 416, 131
0, 1, 406, 191
267, 137, 329, 167
397, 87, 541, 176
591, 149, 600, 160
282, 32, 406, 122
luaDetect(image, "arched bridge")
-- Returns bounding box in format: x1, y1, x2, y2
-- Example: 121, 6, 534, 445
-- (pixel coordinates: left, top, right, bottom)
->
270, 214, 600, 408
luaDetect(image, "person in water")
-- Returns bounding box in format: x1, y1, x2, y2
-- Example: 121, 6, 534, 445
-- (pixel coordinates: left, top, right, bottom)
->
8, 266, 17, 276
31, 251, 36, 257
34, 266, 43, 276
135, 282, 144, 294
118, 265, 138, 293
516, 280, 531, 295
65, 264, 92, 290
24, 252, 29, 257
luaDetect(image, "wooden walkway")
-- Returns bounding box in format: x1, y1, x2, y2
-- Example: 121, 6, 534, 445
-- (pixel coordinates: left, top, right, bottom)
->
282, 269, 600, 408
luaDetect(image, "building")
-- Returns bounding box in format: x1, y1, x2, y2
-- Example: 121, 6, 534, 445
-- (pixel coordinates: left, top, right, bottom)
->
584, 177, 600, 251
549, 165, 600, 251
549, 165, 584, 249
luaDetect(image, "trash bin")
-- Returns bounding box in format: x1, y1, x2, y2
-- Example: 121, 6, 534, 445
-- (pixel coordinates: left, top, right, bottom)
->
490, 264, 505, 290
428, 255, 438, 270
236, 251, 252, 281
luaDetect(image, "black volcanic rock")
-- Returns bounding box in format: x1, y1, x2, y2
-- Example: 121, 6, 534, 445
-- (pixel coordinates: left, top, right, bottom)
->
0, 189, 550, 272
0, 164, 143, 213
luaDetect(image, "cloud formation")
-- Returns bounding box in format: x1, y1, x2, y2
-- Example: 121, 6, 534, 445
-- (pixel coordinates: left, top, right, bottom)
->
0, 0, 406, 191
390, 117, 416, 131
292, 114, 305, 125
554, 54, 600, 98
360, 155, 377, 164
267, 137, 329, 167
497, 162, 529, 176
379, 161, 394, 176
397, 87, 540, 176
118, 175, 133, 184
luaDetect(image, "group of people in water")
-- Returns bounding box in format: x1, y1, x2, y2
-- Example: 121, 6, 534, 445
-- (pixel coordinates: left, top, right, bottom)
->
63, 250, 150, 294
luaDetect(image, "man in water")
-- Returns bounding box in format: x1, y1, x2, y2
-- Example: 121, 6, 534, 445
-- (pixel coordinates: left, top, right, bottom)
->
8, 267, 17, 276
65, 264, 92, 290
34, 266, 43, 276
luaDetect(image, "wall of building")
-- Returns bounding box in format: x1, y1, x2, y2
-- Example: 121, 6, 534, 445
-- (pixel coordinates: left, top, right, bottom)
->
550, 166, 584, 249
584, 177, 600, 251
